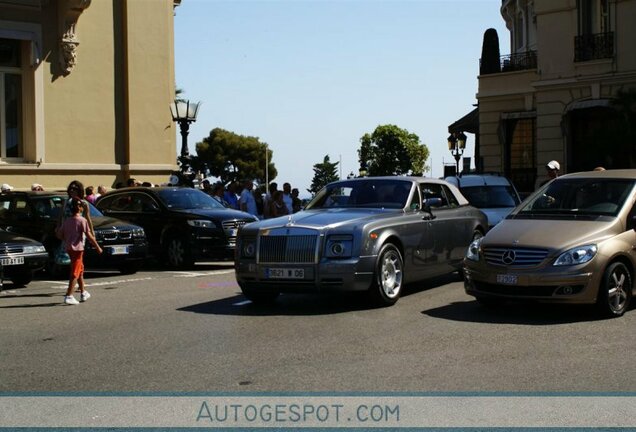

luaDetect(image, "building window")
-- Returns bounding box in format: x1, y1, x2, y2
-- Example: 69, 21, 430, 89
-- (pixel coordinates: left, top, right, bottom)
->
0, 38, 22, 159
578, 0, 610, 35
515, 12, 524, 51
575, 0, 613, 62
503, 117, 536, 195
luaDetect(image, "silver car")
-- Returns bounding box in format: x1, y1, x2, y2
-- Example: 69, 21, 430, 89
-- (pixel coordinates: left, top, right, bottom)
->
235, 176, 488, 305
464, 170, 636, 317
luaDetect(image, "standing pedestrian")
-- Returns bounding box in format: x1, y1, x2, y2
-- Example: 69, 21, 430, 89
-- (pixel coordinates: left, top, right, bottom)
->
56, 198, 102, 305
239, 180, 258, 218
282, 182, 293, 214
540, 160, 560, 187
85, 186, 97, 204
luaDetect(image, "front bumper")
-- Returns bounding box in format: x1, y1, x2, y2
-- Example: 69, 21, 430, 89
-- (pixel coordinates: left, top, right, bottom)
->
463, 259, 601, 304
84, 240, 148, 267
0, 252, 48, 275
235, 255, 377, 293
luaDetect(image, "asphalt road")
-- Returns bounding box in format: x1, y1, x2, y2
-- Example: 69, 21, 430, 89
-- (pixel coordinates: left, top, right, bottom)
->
1, 263, 636, 392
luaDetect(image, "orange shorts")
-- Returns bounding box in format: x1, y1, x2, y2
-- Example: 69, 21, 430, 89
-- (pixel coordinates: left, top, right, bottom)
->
68, 250, 84, 279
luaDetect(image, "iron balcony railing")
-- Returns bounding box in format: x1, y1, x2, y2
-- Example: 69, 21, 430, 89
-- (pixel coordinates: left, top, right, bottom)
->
479, 50, 537, 75
500, 51, 537, 72
574, 32, 614, 62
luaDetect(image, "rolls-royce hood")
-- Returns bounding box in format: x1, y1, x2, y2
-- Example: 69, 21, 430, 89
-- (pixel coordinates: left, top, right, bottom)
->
251, 208, 397, 230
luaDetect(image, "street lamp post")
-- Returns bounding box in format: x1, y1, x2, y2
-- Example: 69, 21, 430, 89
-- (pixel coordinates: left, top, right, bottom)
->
447, 131, 467, 175
170, 99, 201, 185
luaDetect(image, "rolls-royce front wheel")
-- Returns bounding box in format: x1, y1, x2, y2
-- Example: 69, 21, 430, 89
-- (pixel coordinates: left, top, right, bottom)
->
369, 243, 403, 306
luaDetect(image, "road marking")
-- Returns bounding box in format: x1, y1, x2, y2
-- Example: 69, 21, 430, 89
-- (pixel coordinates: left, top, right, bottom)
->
233, 300, 251, 306
170, 270, 234, 278
42, 281, 68, 285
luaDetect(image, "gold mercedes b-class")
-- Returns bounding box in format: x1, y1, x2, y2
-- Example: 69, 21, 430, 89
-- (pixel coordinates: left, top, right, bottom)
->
463, 170, 636, 317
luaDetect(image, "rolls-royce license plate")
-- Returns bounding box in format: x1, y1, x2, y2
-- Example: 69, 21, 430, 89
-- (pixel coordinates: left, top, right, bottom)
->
496, 274, 518, 285
266, 268, 304, 279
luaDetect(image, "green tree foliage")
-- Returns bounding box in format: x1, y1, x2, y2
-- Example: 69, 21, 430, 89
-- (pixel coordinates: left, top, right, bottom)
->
194, 128, 277, 185
358, 124, 429, 176
480, 28, 501, 75
308, 155, 340, 195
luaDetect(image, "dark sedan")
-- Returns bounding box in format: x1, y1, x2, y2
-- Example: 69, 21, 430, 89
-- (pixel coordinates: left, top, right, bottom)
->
235, 176, 488, 305
96, 187, 258, 268
0, 230, 48, 287
0, 191, 148, 277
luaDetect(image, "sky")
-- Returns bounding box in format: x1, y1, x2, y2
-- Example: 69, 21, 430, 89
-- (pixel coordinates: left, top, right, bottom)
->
174, 0, 510, 196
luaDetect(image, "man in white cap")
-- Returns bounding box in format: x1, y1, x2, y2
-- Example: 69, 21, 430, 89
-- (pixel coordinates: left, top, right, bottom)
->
546, 160, 560, 177
1, 183, 13, 193
540, 160, 560, 187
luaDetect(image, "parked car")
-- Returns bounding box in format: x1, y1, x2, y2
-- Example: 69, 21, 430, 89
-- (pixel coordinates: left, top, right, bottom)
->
445, 173, 521, 229
0, 229, 48, 287
95, 187, 258, 268
464, 169, 636, 317
235, 176, 488, 305
0, 191, 148, 277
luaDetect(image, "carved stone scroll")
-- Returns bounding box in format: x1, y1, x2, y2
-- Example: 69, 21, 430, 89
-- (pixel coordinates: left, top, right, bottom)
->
58, 0, 91, 74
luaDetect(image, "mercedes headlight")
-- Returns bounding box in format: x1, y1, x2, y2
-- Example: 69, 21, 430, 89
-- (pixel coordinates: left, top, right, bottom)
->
187, 219, 216, 229
23, 245, 46, 253
132, 228, 145, 238
325, 235, 353, 258
466, 237, 482, 262
554, 244, 597, 266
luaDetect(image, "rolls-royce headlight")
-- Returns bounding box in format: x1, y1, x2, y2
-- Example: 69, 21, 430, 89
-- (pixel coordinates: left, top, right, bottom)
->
325, 235, 353, 258
554, 244, 597, 266
466, 237, 482, 262
23, 245, 46, 253
187, 219, 216, 229
241, 239, 256, 258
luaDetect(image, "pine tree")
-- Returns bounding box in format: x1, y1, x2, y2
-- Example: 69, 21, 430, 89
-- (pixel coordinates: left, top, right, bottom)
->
308, 155, 339, 196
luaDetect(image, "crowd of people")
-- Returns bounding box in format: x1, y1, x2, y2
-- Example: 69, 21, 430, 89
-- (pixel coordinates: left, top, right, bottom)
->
201, 179, 302, 220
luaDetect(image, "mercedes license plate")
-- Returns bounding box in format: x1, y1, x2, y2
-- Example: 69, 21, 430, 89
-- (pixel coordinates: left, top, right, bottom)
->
496, 274, 518, 285
266, 268, 304, 279
0, 256, 24, 266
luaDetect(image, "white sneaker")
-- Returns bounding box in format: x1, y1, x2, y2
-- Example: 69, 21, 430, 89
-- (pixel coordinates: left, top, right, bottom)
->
64, 295, 79, 305
80, 291, 91, 302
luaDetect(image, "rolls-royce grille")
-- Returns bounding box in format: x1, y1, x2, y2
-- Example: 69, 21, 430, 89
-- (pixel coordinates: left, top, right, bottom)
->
258, 235, 317, 263
483, 247, 549, 267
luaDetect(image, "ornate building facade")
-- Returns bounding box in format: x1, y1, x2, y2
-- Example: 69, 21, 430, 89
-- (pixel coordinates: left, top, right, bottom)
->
0, 0, 178, 190
477, 0, 636, 194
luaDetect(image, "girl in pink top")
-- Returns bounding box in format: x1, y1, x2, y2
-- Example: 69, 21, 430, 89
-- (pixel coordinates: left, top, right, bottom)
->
57, 198, 102, 305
